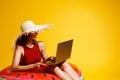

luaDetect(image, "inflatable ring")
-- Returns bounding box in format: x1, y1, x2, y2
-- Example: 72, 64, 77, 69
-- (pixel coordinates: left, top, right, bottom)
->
0, 64, 84, 80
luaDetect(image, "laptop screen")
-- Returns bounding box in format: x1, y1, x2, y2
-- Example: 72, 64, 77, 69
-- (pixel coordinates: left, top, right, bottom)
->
55, 39, 73, 64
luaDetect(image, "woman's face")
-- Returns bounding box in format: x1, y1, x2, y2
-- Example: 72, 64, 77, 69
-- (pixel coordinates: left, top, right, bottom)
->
28, 31, 38, 40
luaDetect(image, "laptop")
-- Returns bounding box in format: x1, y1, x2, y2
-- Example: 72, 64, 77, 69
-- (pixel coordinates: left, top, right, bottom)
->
45, 39, 73, 65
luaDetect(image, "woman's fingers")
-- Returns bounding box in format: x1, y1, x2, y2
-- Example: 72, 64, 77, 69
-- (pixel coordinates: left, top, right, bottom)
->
45, 56, 56, 63
33, 62, 46, 69
50, 56, 56, 60
36, 62, 47, 65
39, 63, 47, 65
37, 64, 40, 69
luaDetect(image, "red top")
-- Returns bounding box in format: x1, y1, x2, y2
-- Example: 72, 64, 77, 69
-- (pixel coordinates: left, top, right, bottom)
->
20, 43, 42, 65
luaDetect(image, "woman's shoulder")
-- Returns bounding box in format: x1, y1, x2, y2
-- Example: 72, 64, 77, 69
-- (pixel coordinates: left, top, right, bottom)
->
15, 45, 24, 50
37, 41, 44, 45
14, 45, 24, 55
37, 41, 45, 48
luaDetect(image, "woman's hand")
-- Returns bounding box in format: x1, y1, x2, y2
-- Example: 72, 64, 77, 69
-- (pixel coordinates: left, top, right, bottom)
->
33, 62, 46, 70
45, 56, 56, 62
49, 56, 56, 61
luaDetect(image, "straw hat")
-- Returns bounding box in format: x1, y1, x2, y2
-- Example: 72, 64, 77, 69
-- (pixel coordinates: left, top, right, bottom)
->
12, 20, 53, 48
20, 20, 53, 34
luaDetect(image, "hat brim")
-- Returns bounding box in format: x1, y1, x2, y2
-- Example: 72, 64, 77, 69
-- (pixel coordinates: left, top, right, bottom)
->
22, 24, 53, 34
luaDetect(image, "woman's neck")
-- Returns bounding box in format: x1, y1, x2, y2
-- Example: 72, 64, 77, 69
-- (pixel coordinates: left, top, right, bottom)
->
26, 39, 34, 48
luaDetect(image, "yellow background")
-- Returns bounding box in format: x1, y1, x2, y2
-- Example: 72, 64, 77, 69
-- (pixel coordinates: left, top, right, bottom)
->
0, 0, 120, 80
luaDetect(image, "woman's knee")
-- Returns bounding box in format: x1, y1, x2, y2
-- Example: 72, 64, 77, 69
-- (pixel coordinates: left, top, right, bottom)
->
60, 61, 69, 69
53, 66, 62, 73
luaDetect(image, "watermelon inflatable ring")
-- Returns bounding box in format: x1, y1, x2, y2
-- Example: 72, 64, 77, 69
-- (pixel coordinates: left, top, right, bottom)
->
0, 63, 84, 80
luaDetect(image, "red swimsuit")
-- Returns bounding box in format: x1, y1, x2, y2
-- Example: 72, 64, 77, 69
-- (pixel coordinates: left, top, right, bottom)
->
20, 43, 55, 73
22, 44, 42, 65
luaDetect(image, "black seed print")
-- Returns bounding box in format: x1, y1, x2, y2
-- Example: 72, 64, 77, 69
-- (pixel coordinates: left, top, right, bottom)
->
30, 74, 34, 78
44, 73, 47, 77
51, 77, 55, 80
16, 74, 20, 77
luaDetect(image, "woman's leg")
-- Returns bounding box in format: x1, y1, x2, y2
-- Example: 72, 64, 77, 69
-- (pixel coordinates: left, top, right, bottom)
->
53, 66, 72, 80
60, 61, 80, 80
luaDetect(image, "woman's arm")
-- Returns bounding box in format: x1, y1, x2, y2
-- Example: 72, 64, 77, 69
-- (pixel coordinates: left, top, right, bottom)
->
11, 46, 39, 71
38, 42, 49, 62
38, 42, 55, 63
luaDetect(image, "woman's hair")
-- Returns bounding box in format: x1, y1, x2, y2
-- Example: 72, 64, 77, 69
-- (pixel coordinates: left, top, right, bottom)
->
15, 33, 37, 47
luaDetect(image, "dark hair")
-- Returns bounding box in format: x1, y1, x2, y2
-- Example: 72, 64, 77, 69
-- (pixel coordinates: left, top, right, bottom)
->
16, 34, 37, 47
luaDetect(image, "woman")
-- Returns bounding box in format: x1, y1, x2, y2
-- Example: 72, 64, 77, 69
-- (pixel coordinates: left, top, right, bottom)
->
12, 20, 80, 80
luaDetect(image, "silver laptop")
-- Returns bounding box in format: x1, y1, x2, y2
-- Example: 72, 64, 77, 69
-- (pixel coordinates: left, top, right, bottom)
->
45, 39, 73, 65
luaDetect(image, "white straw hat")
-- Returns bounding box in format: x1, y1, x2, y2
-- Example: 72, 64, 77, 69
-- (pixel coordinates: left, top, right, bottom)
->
20, 20, 53, 34
12, 20, 53, 49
